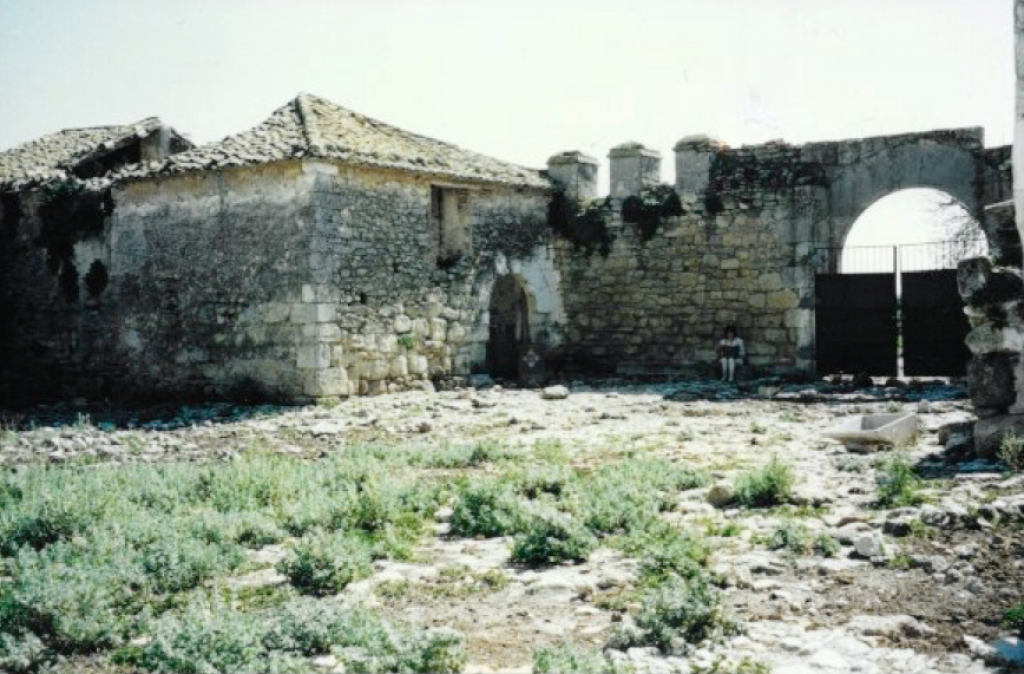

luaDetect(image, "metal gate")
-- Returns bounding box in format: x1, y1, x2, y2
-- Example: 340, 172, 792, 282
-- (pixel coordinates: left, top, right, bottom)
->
813, 240, 981, 377
899, 242, 976, 377
815, 270, 898, 377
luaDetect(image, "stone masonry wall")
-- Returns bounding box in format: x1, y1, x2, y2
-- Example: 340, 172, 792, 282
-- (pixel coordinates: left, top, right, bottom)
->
108, 161, 317, 400
304, 162, 553, 397
555, 191, 809, 376
1, 159, 555, 404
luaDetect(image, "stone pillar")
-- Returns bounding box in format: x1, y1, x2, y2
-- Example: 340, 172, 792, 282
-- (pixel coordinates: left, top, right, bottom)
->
673, 134, 724, 197
546, 151, 599, 201
608, 142, 661, 198
1015, 0, 1024, 248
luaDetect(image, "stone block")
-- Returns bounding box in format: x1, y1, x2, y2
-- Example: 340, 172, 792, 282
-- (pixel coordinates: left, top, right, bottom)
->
315, 304, 337, 323
412, 318, 430, 336
365, 359, 390, 381
394, 315, 413, 333
297, 343, 331, 369
408, 355, 429, 376
379, 334, 398, 354
289, 304, 317, 324
430, 318, 447, 341
303, 367, 349, 397
974, 414, 1024, 460
968, 353, 1018, 411
301, 284, 316, 303
448, 323, 467, 343
262, 303, 291, 323
316, 323, 342, 341
766, 291, 799, 310
390, 355, 409, 378
966, 324, 1024, 355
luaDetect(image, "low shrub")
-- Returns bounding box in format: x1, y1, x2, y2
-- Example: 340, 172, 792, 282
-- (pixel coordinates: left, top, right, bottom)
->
577, 458, 707, 536
140, 528, 245, 594
2, 541, 145, 653
140, 599, 304, 674
413, 441, 517, 469
277, 531, 373, 596
0, 631, 50, 674
449, 480, 526, 537
534, 640, 618, 674
768, 521, 838, 557
616, 575, 731, 652
634, 527, 711, 582
875, 450, 924, 508
511, 511, 597, 566
1000, 431, 1024, 473
733, 456, 795, 508
513, 464, 577, 499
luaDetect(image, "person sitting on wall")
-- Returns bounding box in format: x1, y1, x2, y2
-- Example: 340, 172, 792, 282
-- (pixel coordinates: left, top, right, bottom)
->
717, 325, 746, 382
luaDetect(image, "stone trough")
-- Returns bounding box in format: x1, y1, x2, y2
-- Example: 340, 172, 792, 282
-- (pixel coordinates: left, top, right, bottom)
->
823, 413, 919, 451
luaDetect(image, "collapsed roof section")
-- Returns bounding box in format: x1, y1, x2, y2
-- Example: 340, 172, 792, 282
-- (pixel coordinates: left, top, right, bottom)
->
0, 118, 192, 191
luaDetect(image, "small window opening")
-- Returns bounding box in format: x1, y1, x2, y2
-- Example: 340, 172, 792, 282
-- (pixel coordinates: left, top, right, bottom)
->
431, 186, 471, 267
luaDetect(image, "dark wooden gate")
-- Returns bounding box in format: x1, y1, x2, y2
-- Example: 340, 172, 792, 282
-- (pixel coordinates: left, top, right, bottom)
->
815, 273, 898, 376
901, 269, 970, 376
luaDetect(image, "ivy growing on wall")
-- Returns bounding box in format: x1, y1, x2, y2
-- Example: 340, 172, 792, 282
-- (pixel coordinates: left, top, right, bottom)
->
548, 190, 615, 255
35, 182, 113, 302
620, 184, 684, 242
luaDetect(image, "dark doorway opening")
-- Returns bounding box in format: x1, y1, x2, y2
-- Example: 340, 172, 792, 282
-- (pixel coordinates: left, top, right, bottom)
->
487, 275, 529, 380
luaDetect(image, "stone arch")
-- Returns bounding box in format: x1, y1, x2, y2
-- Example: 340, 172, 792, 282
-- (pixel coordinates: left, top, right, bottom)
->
821, 131, 984, 250
455, 249, 567, 378
486, 274, 532, 379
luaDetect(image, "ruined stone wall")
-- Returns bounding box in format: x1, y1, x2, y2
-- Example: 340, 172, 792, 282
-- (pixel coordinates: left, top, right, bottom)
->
0, 188, 121, 403
554, 191, 810, 377
551, 128, 1003, 378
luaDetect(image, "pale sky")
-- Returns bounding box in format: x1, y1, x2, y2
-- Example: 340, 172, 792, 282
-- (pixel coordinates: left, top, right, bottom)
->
0, 0, 1015, 233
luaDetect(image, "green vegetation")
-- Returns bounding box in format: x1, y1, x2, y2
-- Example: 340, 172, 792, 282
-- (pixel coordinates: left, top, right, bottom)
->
534, 641, 619, 674
733, 456, 795, 507
133, 598, 466, 674
0, 432, 716, 670
510, 510, 597, 566
1005, 601, 1024, 638
277, 530, 373, 596
875, 450, 925, 507
611, 575, 733, 652
0, 448, 449, 671
1000, 431, 1024, 473
768, 521, 839, 557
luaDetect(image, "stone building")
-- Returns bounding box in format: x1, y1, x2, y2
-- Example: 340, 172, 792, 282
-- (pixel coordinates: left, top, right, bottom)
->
0, 94, 559, 403
0, 92, 1013, 404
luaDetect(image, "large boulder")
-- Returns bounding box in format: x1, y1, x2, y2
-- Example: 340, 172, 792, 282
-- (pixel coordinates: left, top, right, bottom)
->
967, 353, 1018, 412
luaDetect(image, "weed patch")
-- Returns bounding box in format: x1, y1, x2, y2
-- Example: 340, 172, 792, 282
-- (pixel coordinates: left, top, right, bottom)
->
733, 456, 795, 508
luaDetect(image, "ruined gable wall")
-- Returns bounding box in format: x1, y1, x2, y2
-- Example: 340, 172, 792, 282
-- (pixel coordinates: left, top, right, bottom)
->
305, 162, 553, 396
0, 188, 121, 404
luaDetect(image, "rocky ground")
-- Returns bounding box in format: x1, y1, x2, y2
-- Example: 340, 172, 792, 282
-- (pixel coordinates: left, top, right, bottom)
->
3, 378, 1024, 673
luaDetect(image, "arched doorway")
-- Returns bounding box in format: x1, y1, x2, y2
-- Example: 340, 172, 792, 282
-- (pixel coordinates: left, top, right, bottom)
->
487, 275, 530, 380
816, 189, 985, 378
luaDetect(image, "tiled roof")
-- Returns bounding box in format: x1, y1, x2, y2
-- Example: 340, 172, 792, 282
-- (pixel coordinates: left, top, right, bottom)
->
0, 118, 174, 190
123, 93, 550, 189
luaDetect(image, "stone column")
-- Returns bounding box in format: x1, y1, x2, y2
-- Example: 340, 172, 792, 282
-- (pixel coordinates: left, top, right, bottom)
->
608, 142, 661, 198
673, 134, 724, 197
546, 151, 599, 201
